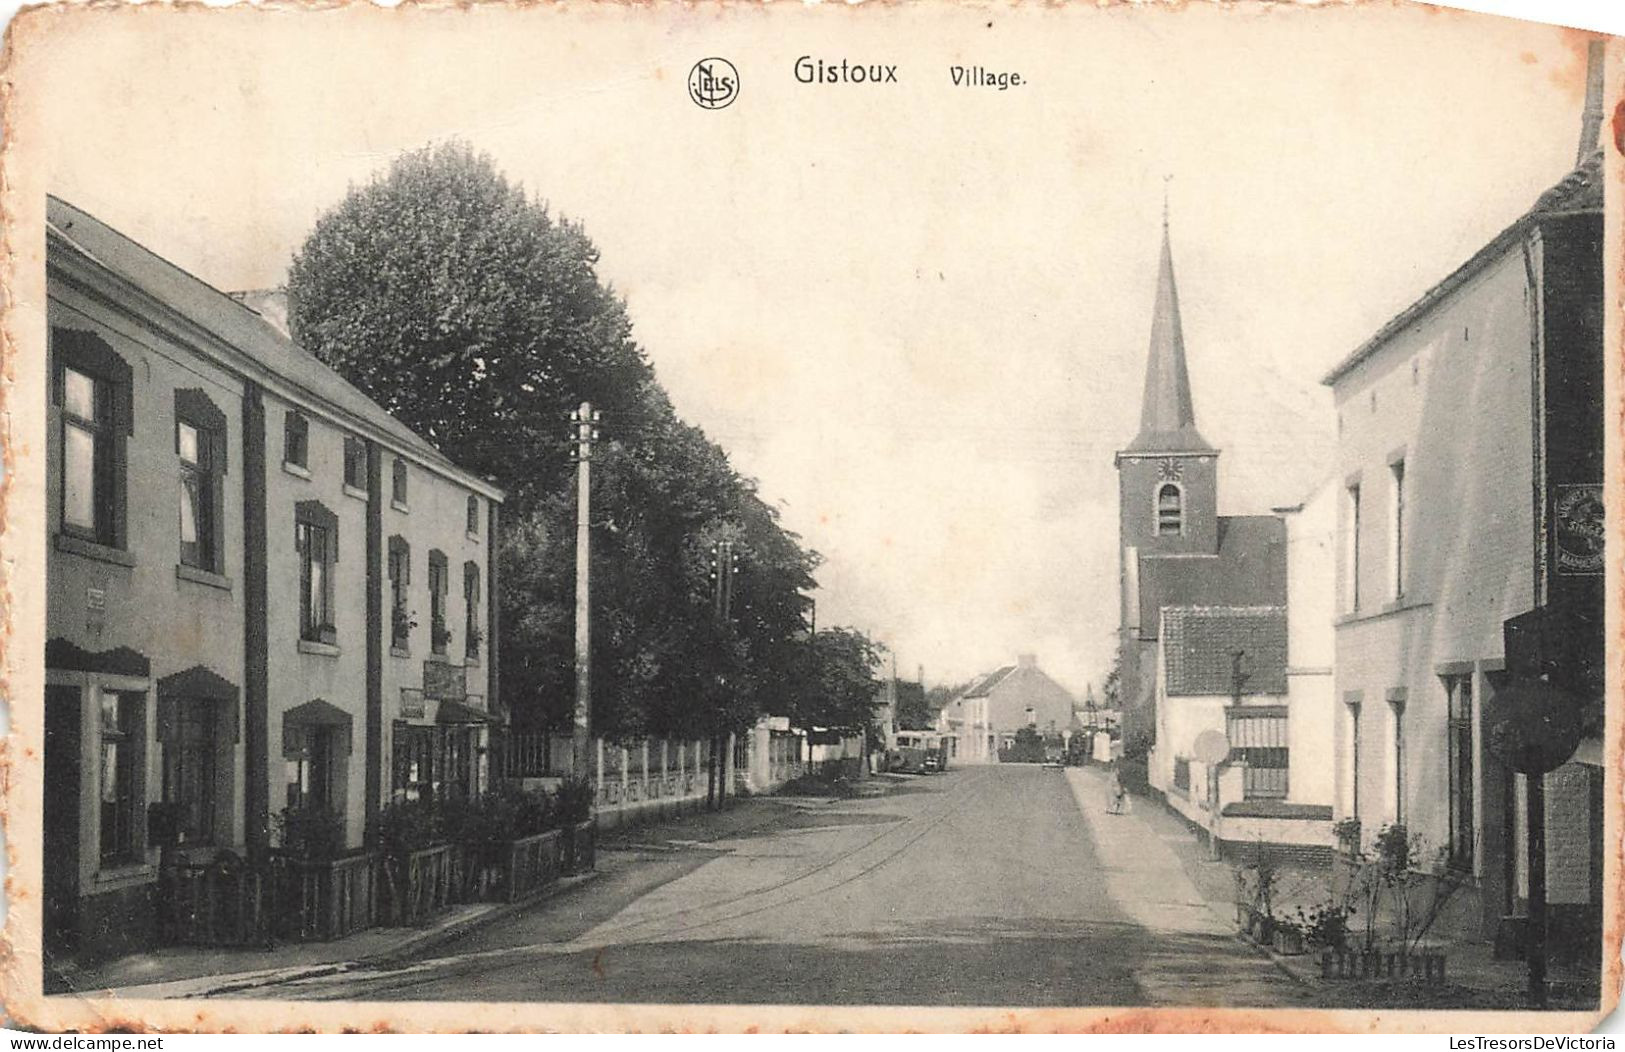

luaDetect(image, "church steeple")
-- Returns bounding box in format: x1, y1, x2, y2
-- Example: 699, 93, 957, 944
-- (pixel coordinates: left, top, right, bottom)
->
1114, 202, 1220, 559
1125, 211, 1215, 455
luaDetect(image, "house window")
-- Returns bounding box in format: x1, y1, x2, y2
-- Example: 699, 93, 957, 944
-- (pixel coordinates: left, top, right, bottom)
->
162, 701, 218, 844
1388, 691, 1407, 825
281, 700, 352, 825
295, 501, 339, 645
54, 329, 132, 549
466, 495, 480, 536
392, 724, 473, 803
98, 691, 143, 864
176, 391, 227, 573
1445, 673, 1474, 870
1227, 707, 1289, 799
285, 727, 337, 812
1173, 756, 1191, 793
392, 459, 408, 506
284, 411, 309, 469
1390, 459, 1406, 600
428, 550, 448, 655
1156, 483, 1182, 536
1344, 697, 1362, 818
62, 367, 109, 540
1345, 483, 1362, 612
343, 436, 367, 490
388, 536, 411, 649
463, 561, 481, 659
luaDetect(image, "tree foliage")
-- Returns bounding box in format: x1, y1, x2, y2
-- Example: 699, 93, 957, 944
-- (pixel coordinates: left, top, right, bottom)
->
287, 141, 881, 742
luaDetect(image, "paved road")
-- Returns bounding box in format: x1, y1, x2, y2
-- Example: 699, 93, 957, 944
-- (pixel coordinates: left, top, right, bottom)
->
242, 765, 1314, 1006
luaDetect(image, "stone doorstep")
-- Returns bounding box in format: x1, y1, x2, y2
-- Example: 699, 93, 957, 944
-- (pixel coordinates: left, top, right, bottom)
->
96, 870, 603, 1000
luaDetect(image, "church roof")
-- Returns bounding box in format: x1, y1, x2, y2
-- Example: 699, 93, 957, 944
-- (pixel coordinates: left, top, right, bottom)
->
1136, 515, 1286, 639
1123, 218, 1216, 455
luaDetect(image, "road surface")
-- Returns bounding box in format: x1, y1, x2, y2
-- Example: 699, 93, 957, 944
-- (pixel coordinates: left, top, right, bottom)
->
239, 765, 1314, 1006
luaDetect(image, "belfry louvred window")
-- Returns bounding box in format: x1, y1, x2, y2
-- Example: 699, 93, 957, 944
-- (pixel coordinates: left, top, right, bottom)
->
1156, 483, 1183, 536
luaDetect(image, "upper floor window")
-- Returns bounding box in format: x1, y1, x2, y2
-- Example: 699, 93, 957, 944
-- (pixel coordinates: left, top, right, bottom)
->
176, 389, 227, 574
392, 458, 408, 507
53, 329, 133, 549
1389, 459, 1406, 600
295, 501, 339, 645
428, 549, 449, 656
388, 535, 412, 649
1155, 483, 1182, 536
343, 436, 368, 491
464, 561, 482, 659
1345, 483, 1363, 613
284, 410, 309, 469
466, 495, 480, 536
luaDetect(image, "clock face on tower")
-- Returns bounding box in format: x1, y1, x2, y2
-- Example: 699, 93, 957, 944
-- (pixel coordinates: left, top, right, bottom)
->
1158, 458, 1183, 482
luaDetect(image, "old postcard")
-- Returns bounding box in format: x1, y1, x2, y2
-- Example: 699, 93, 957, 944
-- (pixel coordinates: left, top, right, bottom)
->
0, 0, 1620, 1035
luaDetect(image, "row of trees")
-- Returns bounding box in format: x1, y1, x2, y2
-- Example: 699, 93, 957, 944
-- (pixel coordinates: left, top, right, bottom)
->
285, 141, 884, 743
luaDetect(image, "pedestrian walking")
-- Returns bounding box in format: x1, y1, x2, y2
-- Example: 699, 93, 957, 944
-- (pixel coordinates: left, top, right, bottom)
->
1106, 766, 1125, 815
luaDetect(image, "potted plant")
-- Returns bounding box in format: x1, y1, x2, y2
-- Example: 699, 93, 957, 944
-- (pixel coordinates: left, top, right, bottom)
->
391, 605, 417, 648
1272, 917, 1307, 956
431, 620, 452, 655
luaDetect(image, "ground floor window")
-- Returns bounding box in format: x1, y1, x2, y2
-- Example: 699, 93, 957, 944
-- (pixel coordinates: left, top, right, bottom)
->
285, 725, 338, 812
392, 723, 476, 803
99, 691, 144, 864
1227, 706, 1288, 800
1444, 672, 1475, 870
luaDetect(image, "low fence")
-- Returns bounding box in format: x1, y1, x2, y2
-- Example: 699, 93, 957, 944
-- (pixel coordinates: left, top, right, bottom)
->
492, 731, 730, 829
272, 851, 378, 943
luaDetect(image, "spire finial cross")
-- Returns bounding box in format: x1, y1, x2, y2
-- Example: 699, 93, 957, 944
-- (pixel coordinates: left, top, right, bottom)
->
1162, 174, 1173, 228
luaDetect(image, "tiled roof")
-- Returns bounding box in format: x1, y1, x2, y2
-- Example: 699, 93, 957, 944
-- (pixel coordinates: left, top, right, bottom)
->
962, 666, 1016, 699
47, 196, 502, 500
1322, 151, 1603, 386
1137, 515, 1286, 638
1162, 605, 1287, 696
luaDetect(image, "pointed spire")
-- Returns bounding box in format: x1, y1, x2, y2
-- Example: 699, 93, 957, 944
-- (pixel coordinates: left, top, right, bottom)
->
1126, 199, 1215, 454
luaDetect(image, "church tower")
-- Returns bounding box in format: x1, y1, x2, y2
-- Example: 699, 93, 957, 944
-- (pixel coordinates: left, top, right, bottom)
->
1115, 212, 1220, 560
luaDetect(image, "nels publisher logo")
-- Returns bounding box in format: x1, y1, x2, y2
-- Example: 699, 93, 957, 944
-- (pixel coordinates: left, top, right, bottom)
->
688, 57, 739, 110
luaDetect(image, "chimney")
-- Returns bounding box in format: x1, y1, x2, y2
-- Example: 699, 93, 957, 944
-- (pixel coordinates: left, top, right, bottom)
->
1017, 653, 1037, 669
1578, 39, 1606, 165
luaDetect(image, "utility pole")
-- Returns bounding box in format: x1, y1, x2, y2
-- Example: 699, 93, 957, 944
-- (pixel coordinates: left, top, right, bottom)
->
708, 539, 740, 809
571, 402, 601, 782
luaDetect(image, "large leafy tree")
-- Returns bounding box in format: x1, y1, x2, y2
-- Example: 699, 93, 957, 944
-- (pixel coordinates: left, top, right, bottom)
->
287, 140, 882, 744
287, 141, 653, 506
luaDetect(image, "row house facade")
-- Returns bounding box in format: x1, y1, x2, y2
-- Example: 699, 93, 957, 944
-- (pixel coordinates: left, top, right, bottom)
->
1321, 148, 1604, 960
43, 197, 504, 963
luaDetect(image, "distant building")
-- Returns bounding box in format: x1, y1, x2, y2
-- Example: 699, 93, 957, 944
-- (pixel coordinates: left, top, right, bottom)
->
940, 655, 1077, 763
43, 197, 503, 963
1322, 134, 1604, 957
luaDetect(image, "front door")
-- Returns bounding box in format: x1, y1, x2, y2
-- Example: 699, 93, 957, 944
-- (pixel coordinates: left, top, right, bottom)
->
44, 686, 82, 953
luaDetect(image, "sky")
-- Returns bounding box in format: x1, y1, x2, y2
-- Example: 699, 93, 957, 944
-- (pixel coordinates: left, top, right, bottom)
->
18, 2, 1612, 697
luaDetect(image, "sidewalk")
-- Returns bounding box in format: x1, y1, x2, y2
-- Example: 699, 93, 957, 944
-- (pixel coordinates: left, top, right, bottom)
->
57, 787, 864, 1000
51, 871, 601, 1001
1063, 766, 1238, 934
1068, 765, 1604, 1011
